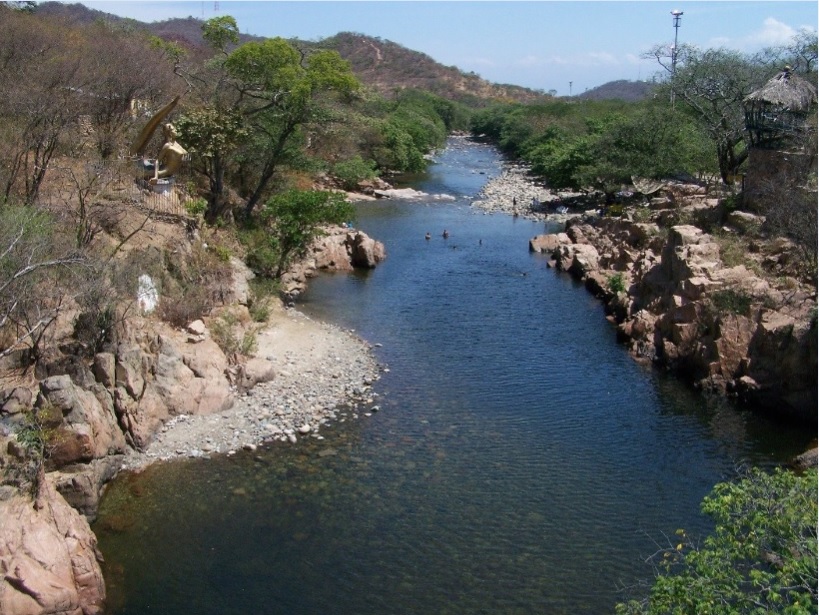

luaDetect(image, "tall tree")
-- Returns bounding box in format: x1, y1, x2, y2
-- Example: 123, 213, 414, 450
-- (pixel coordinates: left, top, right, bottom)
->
647, 44, 768, 183
224, 37, 359, 217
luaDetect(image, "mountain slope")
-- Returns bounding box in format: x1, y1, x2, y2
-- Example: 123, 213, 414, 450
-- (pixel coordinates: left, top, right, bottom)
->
575, 79, 655, 102
35, 3, 547, 106
313, 32, 547, 105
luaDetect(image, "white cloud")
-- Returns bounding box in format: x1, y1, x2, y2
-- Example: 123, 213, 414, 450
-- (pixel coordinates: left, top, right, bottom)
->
749, 17, 798, 47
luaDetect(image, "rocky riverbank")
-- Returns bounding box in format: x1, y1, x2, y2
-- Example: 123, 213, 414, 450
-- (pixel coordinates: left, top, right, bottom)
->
470, 162, 590, 223
0, 219, 386, 615
120, 304, 383, 472
472, 155, 817, 430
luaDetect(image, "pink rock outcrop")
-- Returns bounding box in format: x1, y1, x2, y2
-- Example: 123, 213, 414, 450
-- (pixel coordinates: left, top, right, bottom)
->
0, 481, 105, 615
532, 214, 817, 421
282, 226, 386, 299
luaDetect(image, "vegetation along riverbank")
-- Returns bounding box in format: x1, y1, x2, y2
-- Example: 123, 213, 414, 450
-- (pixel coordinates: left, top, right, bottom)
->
0, 4, 816, 614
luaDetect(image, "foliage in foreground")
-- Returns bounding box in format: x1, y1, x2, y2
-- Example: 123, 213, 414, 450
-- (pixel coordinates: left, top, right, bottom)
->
616, 467, 818, 615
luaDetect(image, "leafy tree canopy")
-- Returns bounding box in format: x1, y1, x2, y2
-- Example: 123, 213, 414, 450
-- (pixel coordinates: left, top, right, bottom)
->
617, 467, 818, 615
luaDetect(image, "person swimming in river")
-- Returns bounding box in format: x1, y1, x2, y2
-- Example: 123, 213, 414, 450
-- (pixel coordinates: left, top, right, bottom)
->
425, 232, 431, 240
442, 229, 450, 238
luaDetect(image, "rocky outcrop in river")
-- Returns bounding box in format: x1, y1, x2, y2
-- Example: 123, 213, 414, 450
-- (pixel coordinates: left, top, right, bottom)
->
474, 161, 816, 424
280, 226, 386, 300
530, 215, 817, 423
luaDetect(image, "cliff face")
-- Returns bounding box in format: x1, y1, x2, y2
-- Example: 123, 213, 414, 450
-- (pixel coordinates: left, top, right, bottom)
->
531, 212, 817, 423
0, 480, 105, 615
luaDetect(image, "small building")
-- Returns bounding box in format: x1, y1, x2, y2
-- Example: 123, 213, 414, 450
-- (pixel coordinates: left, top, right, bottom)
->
742, 67, 817, 210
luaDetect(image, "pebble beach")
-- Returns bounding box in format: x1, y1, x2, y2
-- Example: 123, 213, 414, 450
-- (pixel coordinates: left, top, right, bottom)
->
120, 306, 383, 471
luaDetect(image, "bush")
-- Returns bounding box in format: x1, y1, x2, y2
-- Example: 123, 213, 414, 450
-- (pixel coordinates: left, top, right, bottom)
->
210, 311, 258, 358
332, 156, 378, 191
256, 189, 355, 277
708, 288, 753, 316
158, 284, 211, 328
617, 467, 817, 615
185, 197, 208, 217
607, 272, 627, 294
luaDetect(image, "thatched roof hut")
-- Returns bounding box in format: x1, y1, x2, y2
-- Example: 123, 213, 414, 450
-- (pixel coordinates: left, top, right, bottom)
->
744, 67, 817, 148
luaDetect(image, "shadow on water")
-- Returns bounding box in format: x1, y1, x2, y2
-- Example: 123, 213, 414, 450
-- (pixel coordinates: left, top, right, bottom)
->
94, 137, 813, 615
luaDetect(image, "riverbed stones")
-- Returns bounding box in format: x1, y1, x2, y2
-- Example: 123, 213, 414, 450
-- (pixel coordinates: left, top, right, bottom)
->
119, 308, 381, 470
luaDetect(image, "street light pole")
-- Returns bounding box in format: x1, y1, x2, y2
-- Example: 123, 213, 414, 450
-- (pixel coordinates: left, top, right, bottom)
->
670, 9, 683, 107
671, 9, 683, 74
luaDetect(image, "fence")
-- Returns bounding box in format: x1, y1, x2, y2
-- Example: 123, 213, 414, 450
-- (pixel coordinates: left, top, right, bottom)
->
46, 158, 198, 219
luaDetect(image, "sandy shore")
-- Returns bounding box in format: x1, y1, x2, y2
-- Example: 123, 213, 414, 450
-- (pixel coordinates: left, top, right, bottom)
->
120, 301, 382, 471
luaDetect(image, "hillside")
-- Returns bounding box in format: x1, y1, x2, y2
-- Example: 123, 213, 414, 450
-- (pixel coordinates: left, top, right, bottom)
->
35, 3, 547, 106
311, 32, 547, 105
576, 79, 655, 102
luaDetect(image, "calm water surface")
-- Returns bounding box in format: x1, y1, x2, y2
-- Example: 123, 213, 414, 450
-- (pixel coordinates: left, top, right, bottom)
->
94, 137, 812, 614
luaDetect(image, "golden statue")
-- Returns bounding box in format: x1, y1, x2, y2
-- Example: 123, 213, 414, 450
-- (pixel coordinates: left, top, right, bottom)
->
145, 122, 187, 182
130, 96, 187, 183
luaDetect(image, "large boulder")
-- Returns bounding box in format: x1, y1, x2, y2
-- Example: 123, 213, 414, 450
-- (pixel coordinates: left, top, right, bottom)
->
528, 234, 564, 255
0, 481, 106, 615
150, 335, 234, 418
347, 231, 386, 268
36, 376, 127, 467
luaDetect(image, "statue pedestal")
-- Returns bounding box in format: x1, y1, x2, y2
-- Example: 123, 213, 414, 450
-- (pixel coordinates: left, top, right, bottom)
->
150, 178, 174, 195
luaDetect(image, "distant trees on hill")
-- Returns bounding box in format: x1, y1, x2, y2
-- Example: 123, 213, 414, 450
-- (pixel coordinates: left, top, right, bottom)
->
471, 30, 817, 197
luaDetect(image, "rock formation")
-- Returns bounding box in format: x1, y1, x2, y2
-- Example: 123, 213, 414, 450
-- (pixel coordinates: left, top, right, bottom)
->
280, 226, 386, 300
531, 214, 817, 423
0, 479, 105, 615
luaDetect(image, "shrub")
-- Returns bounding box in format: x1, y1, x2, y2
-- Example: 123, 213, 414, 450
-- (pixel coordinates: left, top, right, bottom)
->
708, 288, 753, 316
185, 197, 208, 217
607, 272, 627, 294
616, 467, 817, 615
8, 407, 62, 496
332, 156, 379, 191
158, 284, 211, 327
256, 189, 354, 277
210, 311, 258, 358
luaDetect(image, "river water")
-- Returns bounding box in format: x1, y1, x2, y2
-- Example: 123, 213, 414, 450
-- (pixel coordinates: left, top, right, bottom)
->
93, 137, 811, 614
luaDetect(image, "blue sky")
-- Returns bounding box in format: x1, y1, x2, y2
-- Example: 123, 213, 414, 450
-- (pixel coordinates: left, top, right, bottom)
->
68, 1, 818, 96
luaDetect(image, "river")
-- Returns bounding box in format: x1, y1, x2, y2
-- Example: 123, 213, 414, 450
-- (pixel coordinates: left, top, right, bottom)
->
93, 137, 811, 614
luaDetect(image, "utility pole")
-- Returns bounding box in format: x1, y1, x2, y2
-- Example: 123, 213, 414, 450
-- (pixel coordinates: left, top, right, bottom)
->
569, 81, 573, 96
671, 9, 683, 74
670, 9, 683, 107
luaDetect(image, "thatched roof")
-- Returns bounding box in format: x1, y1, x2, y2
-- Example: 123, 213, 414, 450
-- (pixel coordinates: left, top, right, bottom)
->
744, 68, 817, 111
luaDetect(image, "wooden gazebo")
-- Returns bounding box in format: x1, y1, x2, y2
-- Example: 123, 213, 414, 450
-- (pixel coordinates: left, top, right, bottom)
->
744, 67, 817, 149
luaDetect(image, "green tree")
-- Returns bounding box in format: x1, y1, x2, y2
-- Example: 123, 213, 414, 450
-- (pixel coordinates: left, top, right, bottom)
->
201, 15, 239, 53
224, 37, 359, 217
647, 44, 769, 183
332, 155, 379, 191
574, 103, 715, 193
251, 189, 354, 277
617, 467, 818, 615
175, 106, 248, 222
